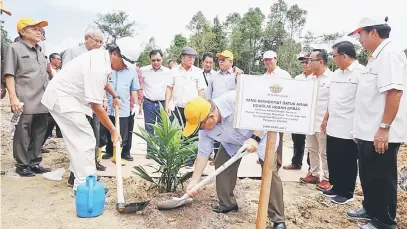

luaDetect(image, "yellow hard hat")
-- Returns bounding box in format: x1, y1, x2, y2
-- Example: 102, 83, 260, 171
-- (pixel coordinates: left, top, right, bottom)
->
216, 50, 234, 60
183, 97, 211, 137
17, 17, 48, 33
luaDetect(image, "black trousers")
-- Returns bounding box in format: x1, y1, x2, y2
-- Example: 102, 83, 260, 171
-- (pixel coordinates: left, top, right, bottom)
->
105, 116, 130, 157
86, 114, 100, 160
42, 113, 62, 146
13, 113, 48, 167
326, 135, 358, 198
291, 134, 310, 168
121, 113, 134, 156
357, 139, 400, 228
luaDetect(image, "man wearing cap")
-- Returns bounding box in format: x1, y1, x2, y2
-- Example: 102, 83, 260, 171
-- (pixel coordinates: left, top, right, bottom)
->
3, 17, 51, 177
184, 91, 286, 229
41, 37, 139, 195
346, 17, 407, 229
320, 41, 364, 205
165, 47, 206, 126
300, 49, 332, 192
283, 53, 312, 171
0, 0, 11, 99
262, 50, 291, 168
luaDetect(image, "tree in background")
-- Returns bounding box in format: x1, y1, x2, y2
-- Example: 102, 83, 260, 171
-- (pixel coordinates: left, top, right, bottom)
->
166, 34, 188, 63
94, 10, 136, 43
1, 24, 11, 46
138, 37, 157, 67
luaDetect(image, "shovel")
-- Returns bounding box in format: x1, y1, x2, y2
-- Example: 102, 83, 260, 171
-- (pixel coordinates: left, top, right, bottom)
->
157, 144, 249, 210
114, 106, 150, 213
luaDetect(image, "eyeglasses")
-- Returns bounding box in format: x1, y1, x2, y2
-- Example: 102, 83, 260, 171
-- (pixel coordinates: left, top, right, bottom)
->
310, 59, 321, 62
218, 57, 229, 62
332, 53, 344, 58
89, 36, 103, 44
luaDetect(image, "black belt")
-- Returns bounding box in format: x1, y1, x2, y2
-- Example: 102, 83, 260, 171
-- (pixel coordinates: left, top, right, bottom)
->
144, 97, 164, 103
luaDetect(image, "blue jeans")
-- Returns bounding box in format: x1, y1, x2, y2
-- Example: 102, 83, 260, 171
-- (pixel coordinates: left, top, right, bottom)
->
143, 99, 165, 151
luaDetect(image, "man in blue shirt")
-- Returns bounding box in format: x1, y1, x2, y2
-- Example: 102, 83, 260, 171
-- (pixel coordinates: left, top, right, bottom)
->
102, 67, 140, 161
184, 91, 286, 229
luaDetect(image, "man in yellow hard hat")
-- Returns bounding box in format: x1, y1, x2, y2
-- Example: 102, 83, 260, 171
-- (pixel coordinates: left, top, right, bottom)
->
184, 91, 286, 229
3, 17, 50, 177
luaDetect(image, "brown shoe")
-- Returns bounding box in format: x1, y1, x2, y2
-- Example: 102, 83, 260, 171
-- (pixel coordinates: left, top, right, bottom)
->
96, 161, 106, 171
300, 174, 320, 184
316, 180, 331, 191
283, 164, 301, 170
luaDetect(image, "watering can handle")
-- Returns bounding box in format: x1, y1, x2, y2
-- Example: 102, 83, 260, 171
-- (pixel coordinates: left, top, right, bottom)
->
88, 176, 94, 212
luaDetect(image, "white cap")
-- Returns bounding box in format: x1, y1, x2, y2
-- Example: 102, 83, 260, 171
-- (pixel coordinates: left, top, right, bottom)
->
263, 50, 277, 59
348, 16, 388, 38
115, 37, 142, 67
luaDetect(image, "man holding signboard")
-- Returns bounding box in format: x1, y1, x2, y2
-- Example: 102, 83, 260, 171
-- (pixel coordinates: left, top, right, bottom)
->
346, 17, 407, 229
300, 49, 332, 191
262, 50, 291, 168
184, 91, 286, 229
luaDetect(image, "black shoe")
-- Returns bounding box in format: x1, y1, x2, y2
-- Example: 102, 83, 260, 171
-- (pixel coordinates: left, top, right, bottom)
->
16, 167, 36, 177
212, 204, 239, 213
41, 148, 50, 153
122, 155, 133, 161
273, 222, 287, 229
332, 195, 354, 205
102, 154, 112, 159
30, 165, 51, 174
96, 161, 106, 171
321, 188, 336, 198
56, 134, 63, 138
68, 172, 74, 187
347, 207, 371, 220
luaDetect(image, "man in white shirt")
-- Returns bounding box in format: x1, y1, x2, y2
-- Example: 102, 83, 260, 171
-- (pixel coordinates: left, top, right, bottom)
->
140, 49, 171, 157
201, 52, 216, 86
346, 17, 407, 229
320, 41, 364, 205
284, 53, 312, 171
300, 49, 332, 192
262, 50, 291, 168
41, 37, 140, 195
165, 47, 206, 125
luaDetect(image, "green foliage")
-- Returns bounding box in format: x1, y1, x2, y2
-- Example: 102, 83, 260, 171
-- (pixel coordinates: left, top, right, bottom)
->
133, 106, 197, 193
355, 44, 370, 66
138, 37, 156, 67
1, 24, 11, 46
94, 10, 136, 43
166, 34, 188, 63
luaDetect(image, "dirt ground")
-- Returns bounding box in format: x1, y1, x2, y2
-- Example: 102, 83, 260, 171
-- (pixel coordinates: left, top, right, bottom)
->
1, 100, 406, 229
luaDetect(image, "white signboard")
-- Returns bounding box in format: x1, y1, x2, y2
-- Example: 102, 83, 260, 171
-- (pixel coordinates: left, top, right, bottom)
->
234, 75, 319, 135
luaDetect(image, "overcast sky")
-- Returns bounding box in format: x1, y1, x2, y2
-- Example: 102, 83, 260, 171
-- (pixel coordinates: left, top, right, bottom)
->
2, 0, 406, 54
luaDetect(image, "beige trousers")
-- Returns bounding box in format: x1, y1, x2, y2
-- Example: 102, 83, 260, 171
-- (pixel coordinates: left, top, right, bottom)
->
306, 132, 329, 181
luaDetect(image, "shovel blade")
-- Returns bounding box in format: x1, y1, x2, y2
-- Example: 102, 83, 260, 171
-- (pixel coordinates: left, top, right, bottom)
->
157, 197, 193, 210
116, 201, 149, 213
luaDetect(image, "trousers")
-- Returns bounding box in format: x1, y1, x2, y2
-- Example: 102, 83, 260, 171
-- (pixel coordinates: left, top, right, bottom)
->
357, 139, 399, 228
13, 113, 48, 167
49, 100, 96, 190
214, 145, 285, 223
306, 132, 328, 180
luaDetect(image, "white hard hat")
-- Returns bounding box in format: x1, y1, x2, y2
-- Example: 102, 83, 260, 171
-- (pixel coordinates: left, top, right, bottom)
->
348, 16, 388, 38
263, 50, 277, 59
115, 37, 141, 67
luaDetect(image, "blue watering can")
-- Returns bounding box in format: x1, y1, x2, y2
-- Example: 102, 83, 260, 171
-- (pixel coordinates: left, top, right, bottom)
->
75, 175, 105, 218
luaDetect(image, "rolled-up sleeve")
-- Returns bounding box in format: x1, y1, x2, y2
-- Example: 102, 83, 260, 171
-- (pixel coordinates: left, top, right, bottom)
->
3, 45, 18, 77
377, 51, 405, 93
198, 130, 214, 158
84, 70, 107, 104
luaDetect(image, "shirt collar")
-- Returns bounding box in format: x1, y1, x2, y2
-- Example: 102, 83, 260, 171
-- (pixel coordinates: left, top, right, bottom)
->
149, 65, 163, 71
20, 40, 41, 51
203, 69, 215, 74
371, 39, 392, 59
219, 68, 233, 75
265, 66, 281, 75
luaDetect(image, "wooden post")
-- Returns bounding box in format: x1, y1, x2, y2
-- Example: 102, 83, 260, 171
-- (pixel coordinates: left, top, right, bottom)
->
256, 132, 277, 229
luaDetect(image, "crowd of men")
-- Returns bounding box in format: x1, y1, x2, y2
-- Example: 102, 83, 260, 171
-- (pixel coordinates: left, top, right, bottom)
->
1, 3, 406, 228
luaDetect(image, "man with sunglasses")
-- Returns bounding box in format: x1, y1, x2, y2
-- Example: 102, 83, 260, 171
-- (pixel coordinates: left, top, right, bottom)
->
41, 37, 140, 196
3, 17, 51, 177
283, 53, 312, 171
184, 91, 286, 229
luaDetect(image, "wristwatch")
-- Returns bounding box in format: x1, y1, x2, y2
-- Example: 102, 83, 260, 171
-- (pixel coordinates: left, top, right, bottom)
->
113, 96, 120, 99
379, 123, 391, 129
250, 134, 261, 143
